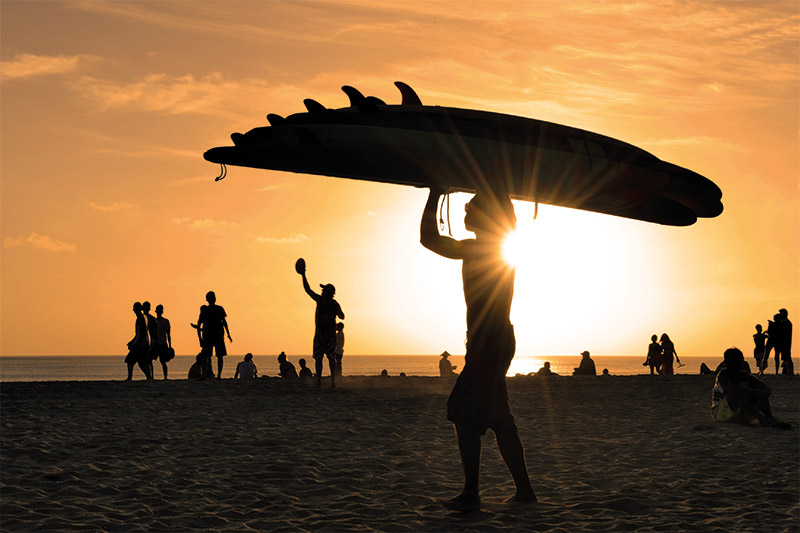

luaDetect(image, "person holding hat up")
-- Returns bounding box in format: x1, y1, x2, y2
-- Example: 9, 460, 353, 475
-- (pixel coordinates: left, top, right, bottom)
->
297, 261, 344, 388
573, 351, 597, 376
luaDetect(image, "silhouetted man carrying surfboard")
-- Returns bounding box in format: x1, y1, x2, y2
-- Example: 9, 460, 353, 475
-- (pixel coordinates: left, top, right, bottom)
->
421, 186, 535, 513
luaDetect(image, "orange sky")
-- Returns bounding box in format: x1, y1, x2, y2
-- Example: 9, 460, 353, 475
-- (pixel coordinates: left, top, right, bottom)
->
1, 1, 798, 358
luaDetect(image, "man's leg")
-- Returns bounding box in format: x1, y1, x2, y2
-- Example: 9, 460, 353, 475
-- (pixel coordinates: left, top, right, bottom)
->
442, 422, 482, 512
314, 356, 323, 387
126, 361, 134, 381
328, 355, 336, 388
495, 428, 537, 502
161, 360, 168, 380
217, 356, 224, 379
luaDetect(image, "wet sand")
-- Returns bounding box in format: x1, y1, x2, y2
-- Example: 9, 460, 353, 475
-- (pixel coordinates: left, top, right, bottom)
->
1, 374, 798, 531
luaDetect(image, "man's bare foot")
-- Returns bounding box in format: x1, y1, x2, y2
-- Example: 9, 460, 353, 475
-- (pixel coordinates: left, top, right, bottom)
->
441, 492, 480, 513
504, 490, 537, 503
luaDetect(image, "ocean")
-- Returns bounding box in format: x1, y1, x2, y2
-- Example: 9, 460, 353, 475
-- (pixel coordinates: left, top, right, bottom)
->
0, 354, 718, 382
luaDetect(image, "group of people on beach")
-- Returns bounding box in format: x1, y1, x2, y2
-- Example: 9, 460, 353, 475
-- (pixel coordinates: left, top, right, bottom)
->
125, 301, 174, 381
752, 309, 793, 375
125, 275, 346, 383
642, 333, 681, 375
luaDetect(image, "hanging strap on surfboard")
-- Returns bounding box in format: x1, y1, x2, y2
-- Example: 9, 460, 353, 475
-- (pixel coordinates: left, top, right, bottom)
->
214, 163, 227, 182
438, 188, 453, 236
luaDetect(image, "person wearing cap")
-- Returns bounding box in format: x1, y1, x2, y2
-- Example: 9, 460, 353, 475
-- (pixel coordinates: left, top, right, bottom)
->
421, 185, 535, 513
298, 266, 344, 388
573, 351, 597, 376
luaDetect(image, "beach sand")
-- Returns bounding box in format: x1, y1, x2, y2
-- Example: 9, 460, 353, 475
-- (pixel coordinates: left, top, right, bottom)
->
1, 374, 798, 532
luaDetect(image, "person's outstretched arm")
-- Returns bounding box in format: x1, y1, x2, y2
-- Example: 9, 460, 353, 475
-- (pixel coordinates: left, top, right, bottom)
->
420, 187, 465, 259
301, 272, 320, 301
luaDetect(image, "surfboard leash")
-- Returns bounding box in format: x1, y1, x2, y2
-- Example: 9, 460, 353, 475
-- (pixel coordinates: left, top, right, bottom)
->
214, 163, 227, 182
438, 188, 453, 236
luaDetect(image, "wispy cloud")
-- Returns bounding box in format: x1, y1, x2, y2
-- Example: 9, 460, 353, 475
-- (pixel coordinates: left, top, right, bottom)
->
256, 234, 309, 245
171, 217, 237, 230
0, 53, 93, 81
258, 183, 299, 193
3, 233, 77, 252
88, 201, 133, 212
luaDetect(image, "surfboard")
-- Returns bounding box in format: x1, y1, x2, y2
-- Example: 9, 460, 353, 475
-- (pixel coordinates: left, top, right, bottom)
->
204, 82, 723, 226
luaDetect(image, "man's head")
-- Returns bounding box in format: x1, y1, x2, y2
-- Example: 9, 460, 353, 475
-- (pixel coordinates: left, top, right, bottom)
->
756, 324, 762, 332
464, 191, 516, 236
336, 322, 344, 331
277, 351, 287, 362
580, 350, 590, 358
779, 308, 788, 318
320, 284, 336, 297
723, 347, 745, 371
206, 291, 216, 304
133, 302, 142, 313
651, 334, 658, 342
244, 353, 253, 362
156, 304, 164, 316
142, 301, 151, 313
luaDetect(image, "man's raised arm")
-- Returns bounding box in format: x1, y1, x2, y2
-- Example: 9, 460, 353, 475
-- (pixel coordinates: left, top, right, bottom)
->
420, 187, 464, 259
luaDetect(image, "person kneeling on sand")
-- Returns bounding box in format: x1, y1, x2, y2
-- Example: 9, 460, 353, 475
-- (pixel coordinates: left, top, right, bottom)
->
278, 352, 298, 378
234, 353, 258, 380
711, 348, 790, 429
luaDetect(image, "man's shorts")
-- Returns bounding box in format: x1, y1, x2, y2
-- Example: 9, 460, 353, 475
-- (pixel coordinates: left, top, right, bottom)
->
712, 396, 752, 424
201, 338, 227, 357
313, 331, 336, 361
447, 325, 517, 435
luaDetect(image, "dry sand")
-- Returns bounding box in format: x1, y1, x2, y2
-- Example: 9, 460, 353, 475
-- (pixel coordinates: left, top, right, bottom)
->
1, 374, 798, 532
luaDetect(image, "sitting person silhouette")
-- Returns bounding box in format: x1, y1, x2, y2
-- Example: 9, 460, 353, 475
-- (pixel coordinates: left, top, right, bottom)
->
278, 352, 298, 378
536, 362, 557, 376
711, 348, 790, 429
439, 351, 457, 377
234, 353, 258, 380
298, 358, 313, 378
421, 186, 535, 513
573, 351, 597, 375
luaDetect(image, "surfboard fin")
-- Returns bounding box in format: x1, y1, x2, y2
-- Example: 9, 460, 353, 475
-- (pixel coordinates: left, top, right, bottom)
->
364, 96, 386, 106
394, 81, 422, 105
267, 113, 286, 126
303, 98, 326, 113
342, 85, 365, 106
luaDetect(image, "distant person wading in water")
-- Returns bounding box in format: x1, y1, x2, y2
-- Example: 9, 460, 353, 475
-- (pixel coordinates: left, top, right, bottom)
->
421, 186, 535, 513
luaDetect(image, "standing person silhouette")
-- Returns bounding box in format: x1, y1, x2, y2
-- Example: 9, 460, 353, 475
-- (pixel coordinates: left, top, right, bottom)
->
764, 314, 780, 374
297, 260, 344, 388
660, 333, 680, 375
644, 334, 662, 375
753, 324, 768, 375
774, 308, 793, 375
421, 186, 535, 513
142, 301, 158, 378
154, 304, 172, 380
196, 291, 232, 379
334, 322, 345, 377
125, 302, 152, 380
